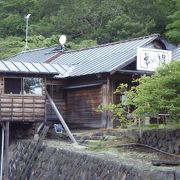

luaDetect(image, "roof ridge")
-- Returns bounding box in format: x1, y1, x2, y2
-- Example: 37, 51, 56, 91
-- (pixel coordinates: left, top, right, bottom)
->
64, 34, 160, 54
21, 44, 58, 53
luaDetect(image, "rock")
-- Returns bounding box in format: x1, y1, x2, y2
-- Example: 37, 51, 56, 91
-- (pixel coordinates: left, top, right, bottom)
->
166, 131, 173, 141
176, 138, 180, 145
175, 170, 180, 180
158, 130, 166, 139
158, 139, 163, 148
150, 171, 175, 180
175, 129, 180, 138
152, 137, 158, 147
168, 142, 174, 154
174, 143, 180, 154
33, 134, 39, 141
103, 135, 117, 141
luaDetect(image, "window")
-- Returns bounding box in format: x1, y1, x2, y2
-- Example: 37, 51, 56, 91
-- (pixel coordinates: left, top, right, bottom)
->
47, 85, 62, 95
4, 77, 43, 95
24, 78, 42, 95
4, 78, 21, 94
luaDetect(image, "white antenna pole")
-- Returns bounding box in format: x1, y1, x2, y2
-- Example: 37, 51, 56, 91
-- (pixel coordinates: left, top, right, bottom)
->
25, 14, 31, 51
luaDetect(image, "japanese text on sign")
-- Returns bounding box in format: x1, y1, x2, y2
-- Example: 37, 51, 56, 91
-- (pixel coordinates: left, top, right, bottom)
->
137, 48, 172, 71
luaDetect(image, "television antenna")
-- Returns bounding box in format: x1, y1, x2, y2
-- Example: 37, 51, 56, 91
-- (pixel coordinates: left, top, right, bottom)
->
24, 14, 31, 51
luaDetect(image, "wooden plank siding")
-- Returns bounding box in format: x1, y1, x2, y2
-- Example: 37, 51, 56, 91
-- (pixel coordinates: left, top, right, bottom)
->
66, 86, 102, 128
46, 92, 66, 120
46, 79, 67, 120
0, 75, 46, 122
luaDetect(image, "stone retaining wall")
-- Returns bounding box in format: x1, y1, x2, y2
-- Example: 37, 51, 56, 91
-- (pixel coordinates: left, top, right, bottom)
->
81, 128, 180, 155
9, 140, 180, 180
140, 129, 180, 154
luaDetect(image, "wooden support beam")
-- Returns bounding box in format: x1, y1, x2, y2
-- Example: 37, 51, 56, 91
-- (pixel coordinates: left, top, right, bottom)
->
33, 97, 35, 121
0, 94, 2, 120
0, 123, 4, 180
22, 96, 24, 121
46, 91, 77, 144
152, 160, 180, 166
101, 77, 113, 128
4, 122, 9, 180
106, 76, 113, 128
11, 99, 13, 121
101, 84, 107, 128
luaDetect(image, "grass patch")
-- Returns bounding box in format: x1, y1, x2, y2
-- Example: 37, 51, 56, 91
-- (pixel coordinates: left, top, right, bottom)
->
87, 140, 107, 151
142, 123, 180, 130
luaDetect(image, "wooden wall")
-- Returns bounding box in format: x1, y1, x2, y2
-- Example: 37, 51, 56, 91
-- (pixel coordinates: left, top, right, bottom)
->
46, 79, 66, 120
45, 74, 135, 129
46, 90, 66, 120
0, 75, 46, 122
45, 74, 133, 129
66, 86, 102, 128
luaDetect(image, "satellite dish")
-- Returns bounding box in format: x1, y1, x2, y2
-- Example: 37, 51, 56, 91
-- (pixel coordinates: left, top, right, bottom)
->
59, 35, 67, 45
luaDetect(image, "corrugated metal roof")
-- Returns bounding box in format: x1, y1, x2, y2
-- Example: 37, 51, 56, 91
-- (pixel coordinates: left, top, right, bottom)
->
5, 34, 178, 78
172, 45, 180, 60
51, 34, 160, 77
0, 61, 71, 77
6, 46, 60, 63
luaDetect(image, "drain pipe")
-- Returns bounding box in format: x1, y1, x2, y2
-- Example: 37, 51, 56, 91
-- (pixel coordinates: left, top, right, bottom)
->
0, 126, 4, 180
46, 91, 77, 144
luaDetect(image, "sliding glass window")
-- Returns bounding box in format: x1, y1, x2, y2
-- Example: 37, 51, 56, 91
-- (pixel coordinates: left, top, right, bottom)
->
4, 77, 43, 95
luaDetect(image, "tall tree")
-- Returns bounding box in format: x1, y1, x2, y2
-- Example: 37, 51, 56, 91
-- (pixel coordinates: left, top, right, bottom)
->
0, 0, 35, 37
165, 0, 180, 44
95, 14, 150, 43
124, 61, 180, 123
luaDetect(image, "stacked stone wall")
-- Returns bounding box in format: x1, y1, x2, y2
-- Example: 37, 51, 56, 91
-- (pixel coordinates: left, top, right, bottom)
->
140, 129, 180, 154
9, 140, 180, 180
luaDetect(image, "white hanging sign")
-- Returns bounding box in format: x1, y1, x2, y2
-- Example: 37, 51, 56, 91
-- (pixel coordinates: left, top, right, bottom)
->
137, 48, 172, 71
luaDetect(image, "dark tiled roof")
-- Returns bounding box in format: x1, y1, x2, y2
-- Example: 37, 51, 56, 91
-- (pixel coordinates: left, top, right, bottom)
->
51, 34, 160, 76
7, 46, 60, 63
5, 34, 178, 77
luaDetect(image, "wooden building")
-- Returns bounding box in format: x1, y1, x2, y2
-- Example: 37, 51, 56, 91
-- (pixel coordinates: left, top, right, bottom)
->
0, 61, 70, 123
4, 34, 178, 128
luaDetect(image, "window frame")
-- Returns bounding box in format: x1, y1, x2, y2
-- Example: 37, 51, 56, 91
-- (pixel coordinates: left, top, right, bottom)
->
3, 76, 44, 96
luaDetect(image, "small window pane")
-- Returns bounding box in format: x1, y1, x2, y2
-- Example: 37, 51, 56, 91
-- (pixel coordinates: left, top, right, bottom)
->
4, 78, 22, 94
24, 78, 42, 95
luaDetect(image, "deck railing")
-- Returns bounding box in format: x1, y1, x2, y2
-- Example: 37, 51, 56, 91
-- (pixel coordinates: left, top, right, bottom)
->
0, 95, 45, 122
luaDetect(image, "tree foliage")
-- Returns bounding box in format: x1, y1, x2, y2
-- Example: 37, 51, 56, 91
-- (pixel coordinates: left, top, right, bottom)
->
123, 60, 180, 123
0, 0, 179, 59
166, 11, 180, 44
165, 0, 180, 44
99, 61, 180, 126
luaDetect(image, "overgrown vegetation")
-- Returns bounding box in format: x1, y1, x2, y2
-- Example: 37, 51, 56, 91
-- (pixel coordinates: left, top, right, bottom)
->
99, 61, 180, 127
0, 0, 180, 59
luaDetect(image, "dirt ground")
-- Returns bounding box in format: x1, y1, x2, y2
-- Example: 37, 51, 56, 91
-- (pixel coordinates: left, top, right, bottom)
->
44, 128, 180, 168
